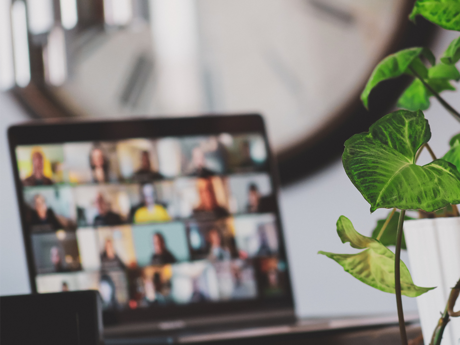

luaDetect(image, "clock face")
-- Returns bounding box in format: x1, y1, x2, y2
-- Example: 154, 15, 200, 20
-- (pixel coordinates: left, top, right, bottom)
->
194, 0, 407, 153
8, 0, 428, 183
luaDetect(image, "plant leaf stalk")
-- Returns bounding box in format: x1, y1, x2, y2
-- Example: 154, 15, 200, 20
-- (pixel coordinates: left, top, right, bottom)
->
409, 67, 460, 123
395, 209, 408, 345
430, 279, 460, 345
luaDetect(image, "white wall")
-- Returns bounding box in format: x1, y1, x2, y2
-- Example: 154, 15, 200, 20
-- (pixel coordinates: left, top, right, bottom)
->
0, 92, 30, 295
1, 30, 459, 319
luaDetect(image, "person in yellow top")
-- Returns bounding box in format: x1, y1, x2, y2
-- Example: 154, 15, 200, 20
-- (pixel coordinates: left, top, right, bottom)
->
133, 184, 171, 224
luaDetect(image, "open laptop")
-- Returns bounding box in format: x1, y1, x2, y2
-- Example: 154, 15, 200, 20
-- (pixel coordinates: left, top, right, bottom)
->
8, 114, 299, 343
7, 114, 416, 344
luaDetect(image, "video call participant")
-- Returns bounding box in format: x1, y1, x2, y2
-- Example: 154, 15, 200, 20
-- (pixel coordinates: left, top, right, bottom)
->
190, 279, 207, 303
151, 233, 176, 265
50, 246, 66, 272
207, 229, 231, 261
100, 239, 126, 271
23, 151, 54, 186
246, 183, 273, 214
193, 178, 229, 220
29, 194, 64, 232
62, 281, 69, 292
132, 151, 163, 183
187, 147, 216, 178
89, 144, 110, 183
256, 226, 273, 256
93, 193, 124, 227
132, 184, 171, 224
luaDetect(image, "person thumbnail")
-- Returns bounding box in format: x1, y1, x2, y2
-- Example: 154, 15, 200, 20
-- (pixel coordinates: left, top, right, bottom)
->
246, 183, 273, 214
131, 184, 171, 224
94, 192, 124, 227
50, 246, 66, 272
207, 229, 231, 261
29, 194, 64, 232
193, 178, 229, 220
151, 233, 177, 265
23, 151, 54, 186
132, 151, 164, 183
187, 146, 216, 178
61, 281, 69, 291
89, 144, 110, 183
100, 238, 126, 271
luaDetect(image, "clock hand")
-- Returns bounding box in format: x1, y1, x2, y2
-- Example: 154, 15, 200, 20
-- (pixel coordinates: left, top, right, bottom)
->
307, 0, 355, 26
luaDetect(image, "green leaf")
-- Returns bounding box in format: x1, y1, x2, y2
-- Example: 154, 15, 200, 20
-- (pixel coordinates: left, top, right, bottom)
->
410, 0, 460, 31
342, 109, 460, 212
318, 216, 434, 297
397, 78, 455, 111
443, 133, 460, 172
428, 62, 460, 80
361, 48, 434, 109
441, 36, 460, 64
397, 79, 431, 111
371, 211, 414, 249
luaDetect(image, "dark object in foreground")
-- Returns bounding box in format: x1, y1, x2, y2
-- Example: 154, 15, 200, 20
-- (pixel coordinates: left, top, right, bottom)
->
0, 290, 103, 345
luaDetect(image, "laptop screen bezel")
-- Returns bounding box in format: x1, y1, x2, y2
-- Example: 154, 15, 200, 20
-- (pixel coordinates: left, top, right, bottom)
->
8, 114, 295, 326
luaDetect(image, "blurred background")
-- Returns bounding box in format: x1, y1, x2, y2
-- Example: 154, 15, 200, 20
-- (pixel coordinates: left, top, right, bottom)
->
1, 0, 459, 318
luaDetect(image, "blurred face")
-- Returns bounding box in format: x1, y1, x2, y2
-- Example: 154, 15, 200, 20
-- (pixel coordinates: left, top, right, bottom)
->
268, 270, 278, 287
248, 190, 259, 208
34, 195, 48, 219
153, 234, 164, 254
197, 179, 216, 210
95, 193, 108, 215
208, 230, 221, 248
141, 152, 151, 170
50, 247, 61, 265
142, 184, 156, 206
32, 152, 44, 176
192, 147, 205, 168
91, 148, 105, 168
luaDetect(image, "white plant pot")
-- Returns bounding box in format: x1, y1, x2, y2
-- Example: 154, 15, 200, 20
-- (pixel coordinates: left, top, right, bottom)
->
404, 217, 460, 345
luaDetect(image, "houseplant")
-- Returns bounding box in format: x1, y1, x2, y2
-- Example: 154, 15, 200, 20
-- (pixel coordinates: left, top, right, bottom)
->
319, 1, 460, 344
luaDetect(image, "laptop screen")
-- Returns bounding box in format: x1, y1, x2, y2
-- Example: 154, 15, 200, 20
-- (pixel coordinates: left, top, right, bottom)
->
9, 115, 293, 325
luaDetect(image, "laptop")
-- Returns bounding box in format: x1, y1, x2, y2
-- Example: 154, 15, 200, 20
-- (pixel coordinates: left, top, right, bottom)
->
7, 114, 299, 342
7, 114, 415, 344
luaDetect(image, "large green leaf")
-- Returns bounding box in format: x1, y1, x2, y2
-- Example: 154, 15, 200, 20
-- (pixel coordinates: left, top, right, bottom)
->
343, 110, 460, 212
441, 36, 460, 64
371, 211, 415, 249
443, 133, 460, 172
410, 0, 460, 31
397, 78, 455, 111
361, 48, 434, 109
318, 216, 434, 297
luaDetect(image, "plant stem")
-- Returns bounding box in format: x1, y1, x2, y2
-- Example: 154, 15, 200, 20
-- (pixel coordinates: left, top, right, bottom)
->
395, 209, 408, 345
425, 143, 437, 160
430, 279, 460, 345
377, 208, 396, 240
409, 67, 460, 123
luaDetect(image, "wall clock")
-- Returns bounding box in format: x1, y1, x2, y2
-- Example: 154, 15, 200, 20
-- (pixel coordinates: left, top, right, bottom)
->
3, 0, 434, 185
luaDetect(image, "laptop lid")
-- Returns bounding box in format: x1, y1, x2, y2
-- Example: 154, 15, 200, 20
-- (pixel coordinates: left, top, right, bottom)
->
8, 114, 294, 331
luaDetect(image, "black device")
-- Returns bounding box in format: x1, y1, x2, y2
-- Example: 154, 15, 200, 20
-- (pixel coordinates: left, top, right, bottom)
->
8, 114, 297, 342
0, 290, 104, 345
